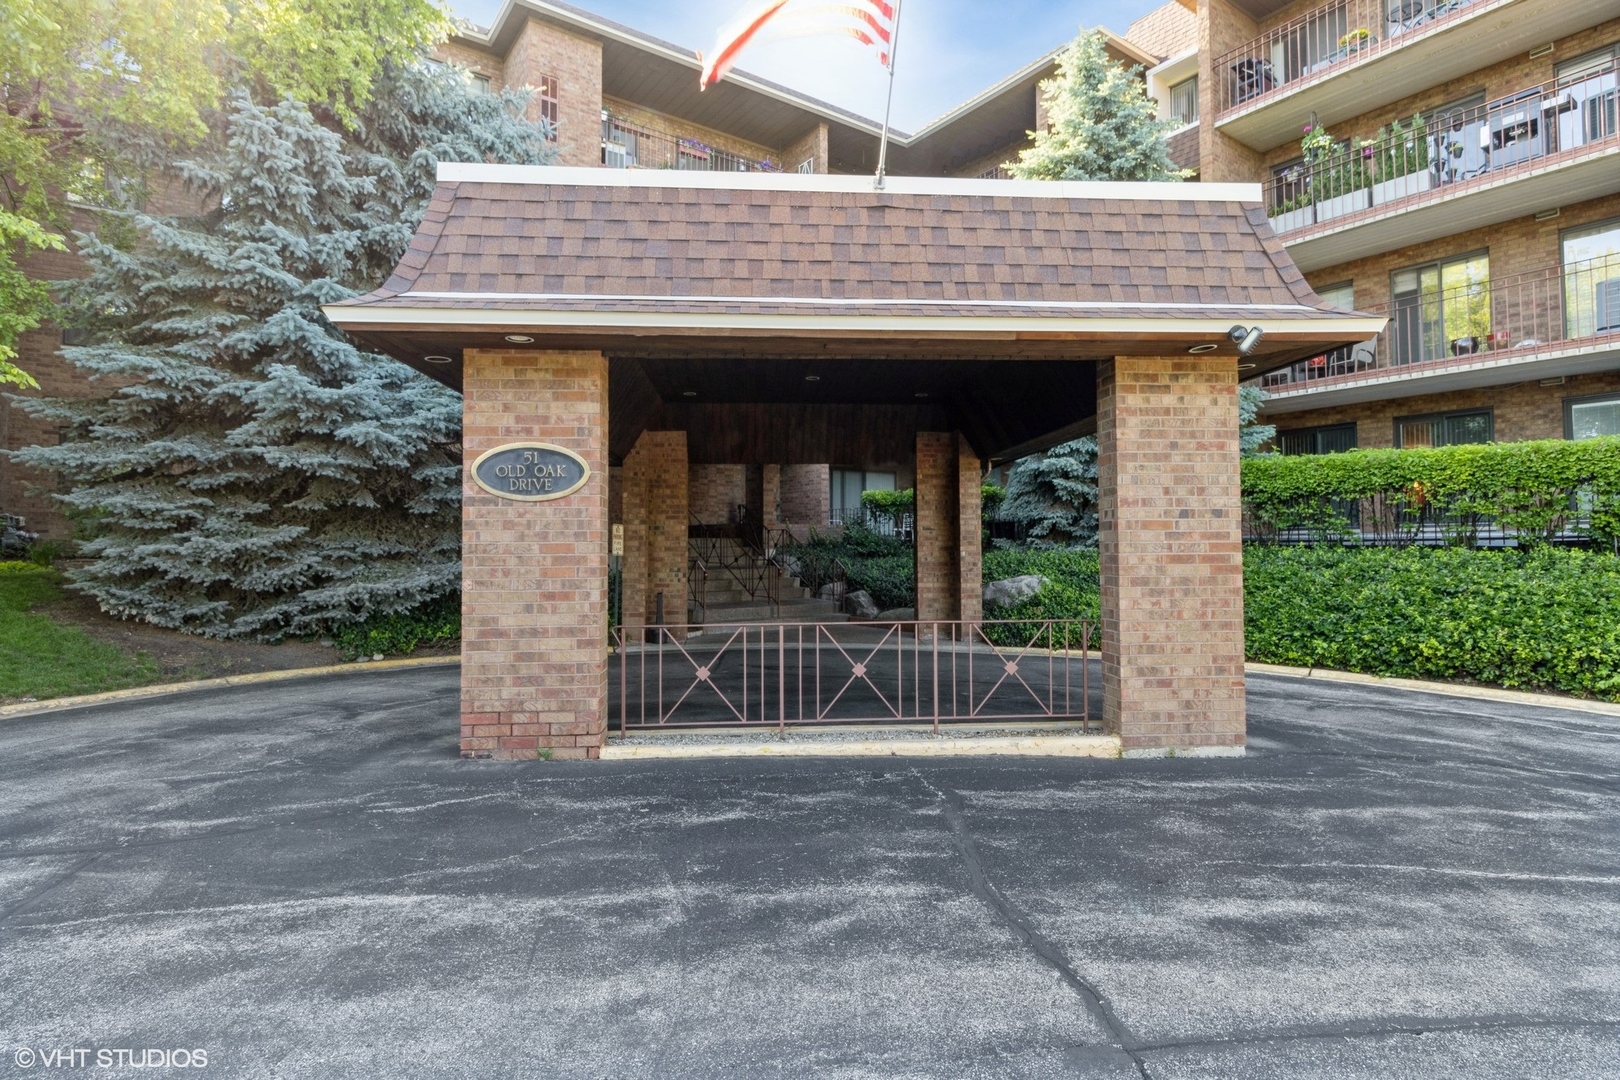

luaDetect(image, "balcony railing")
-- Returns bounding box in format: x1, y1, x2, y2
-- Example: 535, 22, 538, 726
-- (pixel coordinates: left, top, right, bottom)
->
1216, 0, 1485, 115
602, 114, 780, 173
1263, 58, 1620, 237
1261, 252, 1620, 389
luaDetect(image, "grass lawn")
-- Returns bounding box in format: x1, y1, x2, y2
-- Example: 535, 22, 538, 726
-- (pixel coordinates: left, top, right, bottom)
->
0, 561, 160, 702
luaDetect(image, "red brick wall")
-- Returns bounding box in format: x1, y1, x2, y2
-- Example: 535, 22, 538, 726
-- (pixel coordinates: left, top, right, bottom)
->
1097, 356, 1246, 753
782, 123, 829, 174
779, 464, 828, 528
1197, 0, 1264, 181
461, 349, 609, 760
915, 432, 958, 622
689, 464, 745, 524
620, 430, 687, 632
1271, 369, 1620, 448
957, 434, 983, 623
506, 17, 603, 167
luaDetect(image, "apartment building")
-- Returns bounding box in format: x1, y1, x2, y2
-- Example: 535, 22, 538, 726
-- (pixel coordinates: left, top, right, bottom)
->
1192, 0, 1620, 450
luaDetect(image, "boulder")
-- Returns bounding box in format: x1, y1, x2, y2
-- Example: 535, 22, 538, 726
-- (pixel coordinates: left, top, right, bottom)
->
983, 575, 1049, 610
876, 607, 916, 622
845, 589, 881, 619
817, 581, 845, 601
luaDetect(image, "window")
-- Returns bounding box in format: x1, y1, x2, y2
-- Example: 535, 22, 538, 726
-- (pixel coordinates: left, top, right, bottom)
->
1168, 76, 1198, 125
830, 469, 896, 524
1269, 156, 1308, 215
1389, 251, 1490, 365
1278, 423, 1358, 455
1553, 44, 1618, 151
537, 73, 559, 137
470, 72, 492, 94
1430, 92, 1488, 185
1394, 409, 1492, 448
1561, 217, 1620, 338
1566, 394, 1620, 440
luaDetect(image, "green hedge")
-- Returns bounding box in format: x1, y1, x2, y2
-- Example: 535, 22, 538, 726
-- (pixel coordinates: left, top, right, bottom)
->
1244, 545, 1620, 699
1242, 437, 1620, 545
330, 594, 460, 659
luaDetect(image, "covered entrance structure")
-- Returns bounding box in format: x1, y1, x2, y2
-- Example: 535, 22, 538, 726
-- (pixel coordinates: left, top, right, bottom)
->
326, 165, 1383, 759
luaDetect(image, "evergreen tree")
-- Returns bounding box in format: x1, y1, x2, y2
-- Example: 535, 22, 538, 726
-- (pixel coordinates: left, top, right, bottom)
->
12, 63, 556, 638
1002, 388, 1275, 548
1008, 29, 1186, 182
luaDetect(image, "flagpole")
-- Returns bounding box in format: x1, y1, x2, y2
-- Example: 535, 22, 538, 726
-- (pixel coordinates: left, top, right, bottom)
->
874, 0, 904, 188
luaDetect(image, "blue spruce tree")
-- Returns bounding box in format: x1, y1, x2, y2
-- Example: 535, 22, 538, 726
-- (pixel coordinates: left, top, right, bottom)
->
13, 64, 556, 638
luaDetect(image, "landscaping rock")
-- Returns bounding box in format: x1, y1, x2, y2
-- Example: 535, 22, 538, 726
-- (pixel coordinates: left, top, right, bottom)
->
876, 607, 916, 622
845, 590, 880, 619
817, 581, 845, 601
983, 575, 1049, 609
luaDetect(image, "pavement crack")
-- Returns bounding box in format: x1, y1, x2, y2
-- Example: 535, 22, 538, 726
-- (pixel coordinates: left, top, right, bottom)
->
1131, 1014, 1620, 1056
919, 774, 1151, 1080
0, 852, 100, 925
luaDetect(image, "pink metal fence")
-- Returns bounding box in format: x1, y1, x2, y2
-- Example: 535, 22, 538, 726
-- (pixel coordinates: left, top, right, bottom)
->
610, 619, 1099, 735
1262, 253, 1620, 389
1216, 0, 1485, 115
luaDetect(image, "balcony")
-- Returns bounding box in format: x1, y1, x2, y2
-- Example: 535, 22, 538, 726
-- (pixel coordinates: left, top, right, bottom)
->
1262, 59, 1620, 270
601, 114, 780, 173
1259, 253, 1620, 411
1214, 0, 1616, 151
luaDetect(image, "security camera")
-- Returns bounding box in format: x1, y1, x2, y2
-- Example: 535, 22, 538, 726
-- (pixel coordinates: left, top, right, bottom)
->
1228, 325, 1265, 356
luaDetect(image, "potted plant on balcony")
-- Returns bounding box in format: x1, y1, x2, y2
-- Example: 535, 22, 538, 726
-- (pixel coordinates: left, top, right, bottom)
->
1337, 27, 1373, 53
1268, 189, 1315, 234
1303, 124, 1373, 222
1371, 113, 1433, 204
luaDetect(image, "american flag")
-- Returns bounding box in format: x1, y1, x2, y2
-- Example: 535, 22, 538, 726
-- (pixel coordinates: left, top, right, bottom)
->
700, 0, 897, 90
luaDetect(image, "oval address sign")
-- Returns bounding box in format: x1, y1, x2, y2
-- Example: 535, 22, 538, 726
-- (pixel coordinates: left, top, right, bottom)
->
471, 442, 590, 502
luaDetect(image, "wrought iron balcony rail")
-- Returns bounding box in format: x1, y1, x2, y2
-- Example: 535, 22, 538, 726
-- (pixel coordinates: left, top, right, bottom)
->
1260, 252, 1620, 389
1216, 0, 1485, 115
602, 114, 780, 173
1263, 58, 1620, 236
828, 506, 915, 538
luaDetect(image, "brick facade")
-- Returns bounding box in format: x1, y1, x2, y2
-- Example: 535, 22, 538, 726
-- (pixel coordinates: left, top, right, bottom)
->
1273, 369, 1620, 448
620, 430, 688, 633
1097, 356, 1246, 753
956, 434, 983, 624
779, 464, 829, 528
505, 17, 603, 167
914, 431, 958, 622
1196, 0, 1263, 182
689, 464, 746, 524
782, 123, 830, 175
461, 349, 609, 760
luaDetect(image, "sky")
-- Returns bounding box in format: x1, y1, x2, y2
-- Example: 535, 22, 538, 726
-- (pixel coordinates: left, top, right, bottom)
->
448, 0, 1171, 132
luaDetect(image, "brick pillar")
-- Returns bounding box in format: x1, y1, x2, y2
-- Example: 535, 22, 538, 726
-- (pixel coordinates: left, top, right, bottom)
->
1197, 0, 1264, 183
621, 430, 688, 633
762, 465, 782, 524
506, 17, 603, 169
1096, 357, 1246, 755
461, 349, 608, 761
780, 464, 829, 531
957, 433, 983, 624
915, 432, 958, 623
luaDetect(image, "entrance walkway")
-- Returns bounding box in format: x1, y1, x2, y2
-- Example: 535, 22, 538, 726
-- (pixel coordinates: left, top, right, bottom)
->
1, 667, 1615, 1077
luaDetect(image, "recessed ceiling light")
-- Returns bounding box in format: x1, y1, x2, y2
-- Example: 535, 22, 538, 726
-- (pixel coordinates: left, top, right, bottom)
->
682, 390, 697, 397
914, 391, 928, 398
804, 375, 821, 382
1237, 363, 1257, 371
1187, 344, 1219, 354
504, 334, 534, 343
423, 354, 454, 364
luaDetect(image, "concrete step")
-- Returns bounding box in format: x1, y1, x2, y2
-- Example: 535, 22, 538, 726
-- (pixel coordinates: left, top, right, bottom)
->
696, 598, 848, 626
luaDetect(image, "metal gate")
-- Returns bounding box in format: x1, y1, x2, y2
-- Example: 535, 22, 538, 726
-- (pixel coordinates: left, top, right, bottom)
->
609, 619, 1099, 735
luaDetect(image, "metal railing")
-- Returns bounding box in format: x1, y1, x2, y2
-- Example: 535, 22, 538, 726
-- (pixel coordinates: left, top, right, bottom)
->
1216, 0, 1484, 114
602, 114, 780, 173
828, 506, 915, 538
610, 619, 1100, 734
1263, 58, 1620, 235
687, 512, 783, 622
1261, 253, 1620, 389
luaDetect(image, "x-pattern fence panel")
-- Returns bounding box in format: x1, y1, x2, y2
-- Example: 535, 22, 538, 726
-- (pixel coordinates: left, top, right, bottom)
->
610, 620, 1099, 735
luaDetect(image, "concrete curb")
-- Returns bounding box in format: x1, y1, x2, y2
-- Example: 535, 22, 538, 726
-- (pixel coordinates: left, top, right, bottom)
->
1244, 662, 1620, 718
600, 734, 1123, 760
0, 655, 461, 720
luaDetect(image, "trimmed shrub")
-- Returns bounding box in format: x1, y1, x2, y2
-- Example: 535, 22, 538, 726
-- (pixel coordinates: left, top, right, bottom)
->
1244, 545, 1620, 699
1242, 437, 1620, 546
980, 548, 1101, 648
330, 594, 460, 659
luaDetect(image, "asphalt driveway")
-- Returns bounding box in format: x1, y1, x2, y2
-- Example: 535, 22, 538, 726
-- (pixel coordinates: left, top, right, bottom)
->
1, 668, 1617, 1078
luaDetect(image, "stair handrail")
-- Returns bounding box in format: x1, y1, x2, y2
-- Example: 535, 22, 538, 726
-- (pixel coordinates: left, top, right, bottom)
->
689, 556, 707, 625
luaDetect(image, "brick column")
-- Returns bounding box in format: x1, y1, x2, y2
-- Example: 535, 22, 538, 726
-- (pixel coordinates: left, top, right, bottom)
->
957, 434, 983, 624
461, 349, 608, 761
621, 430, 688, 633
506, 17, 603, 169
915, 432, 958, 623
762, 465, 782, 524
779, 464, 829, 531
1097, 356, 1246, 755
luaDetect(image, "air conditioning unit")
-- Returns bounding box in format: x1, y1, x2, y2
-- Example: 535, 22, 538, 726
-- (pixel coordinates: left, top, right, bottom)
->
1598, 277, 1620, 334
